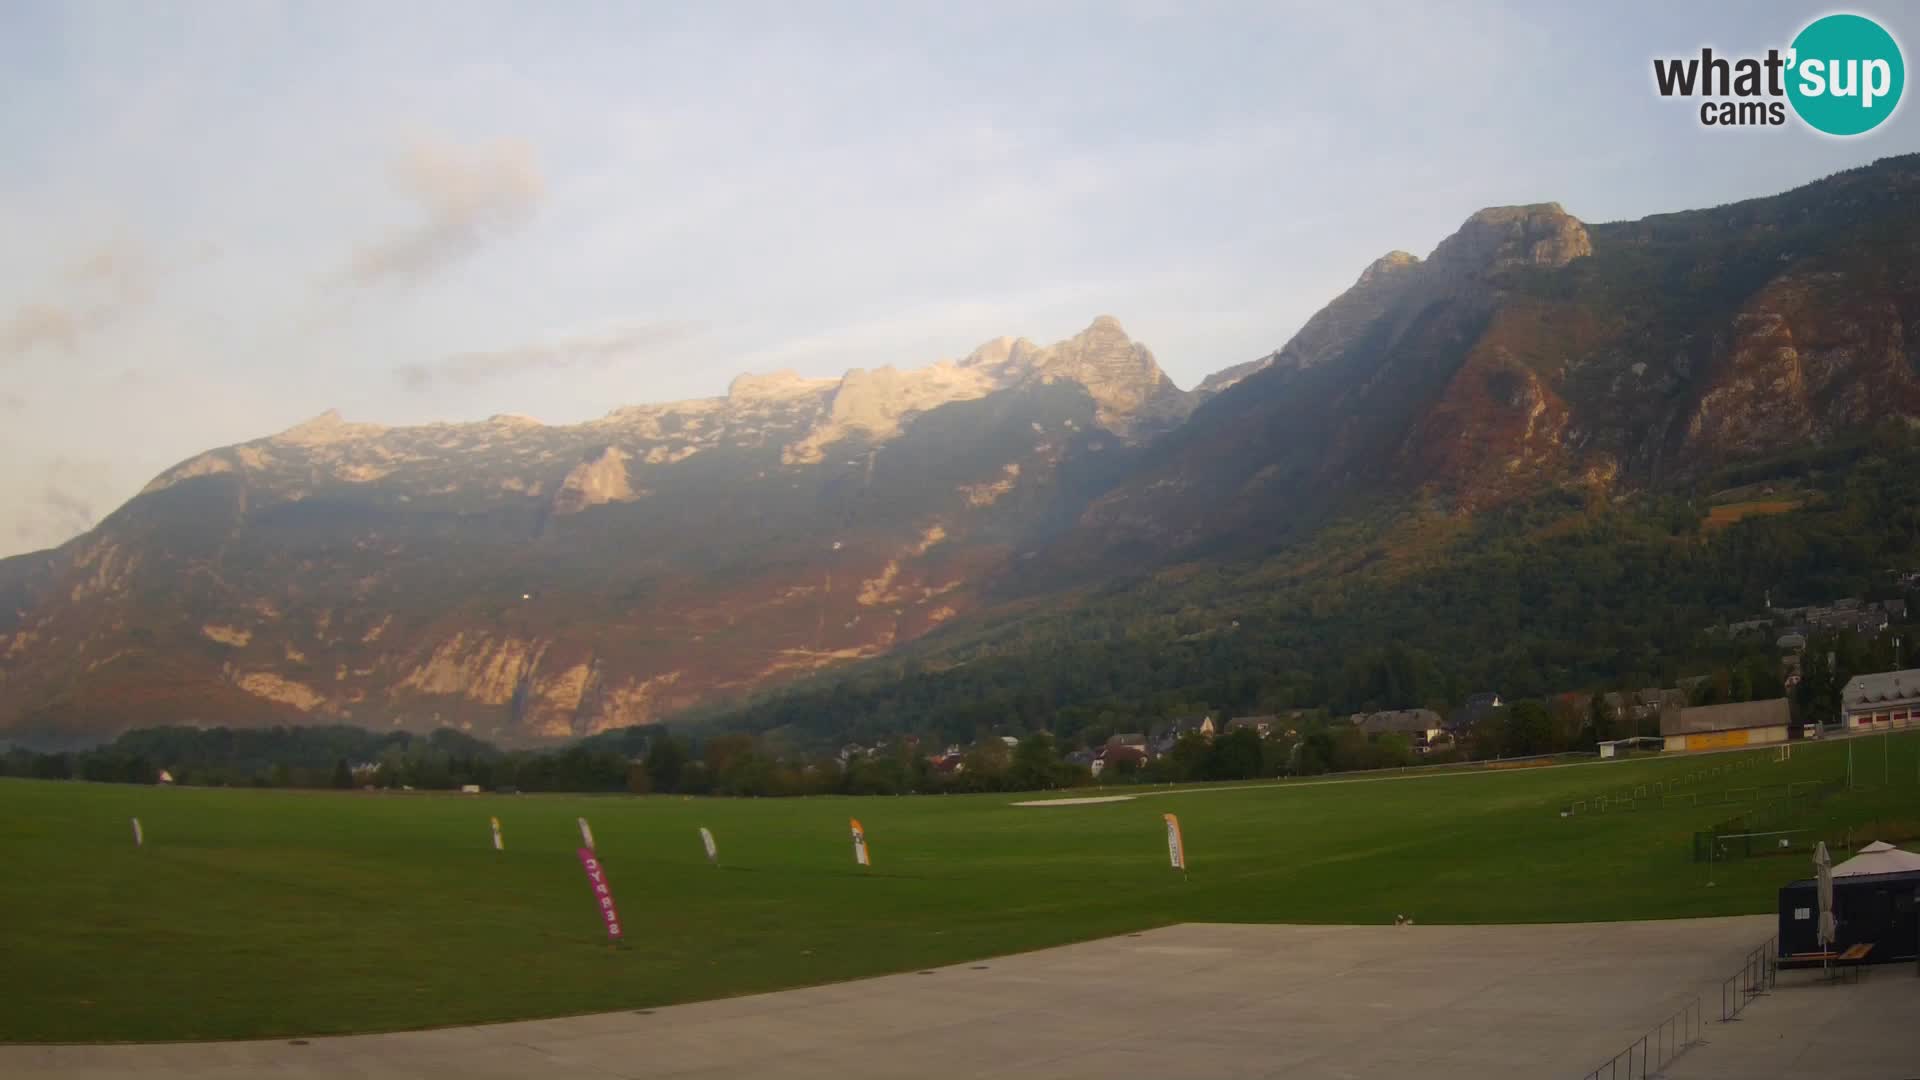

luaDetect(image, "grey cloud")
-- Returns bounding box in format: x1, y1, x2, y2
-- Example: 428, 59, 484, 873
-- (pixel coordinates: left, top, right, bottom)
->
0, 244, 146, 365
7, 457, 117, 552
0, 305, 79, 358
32, 487, 96, 540
343, 136, 545, 286
398, 322, 700, 391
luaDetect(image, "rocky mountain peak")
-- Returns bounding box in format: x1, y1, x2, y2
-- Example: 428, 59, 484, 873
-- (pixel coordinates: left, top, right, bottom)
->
726, 369, 837, 403
487, 413, 545, 428
271, 409, 388, 447
1357, 250, 1421, 285
958, 336, 1021, 371
1030, 316, 1156, 381
1429, 202, 1591, 272
551, 445, 638, 515
775, 317, 1190, 460
1022, 316, 1184, 435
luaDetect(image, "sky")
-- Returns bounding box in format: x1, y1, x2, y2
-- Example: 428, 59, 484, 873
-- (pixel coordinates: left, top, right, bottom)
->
1, 1, 1917, 557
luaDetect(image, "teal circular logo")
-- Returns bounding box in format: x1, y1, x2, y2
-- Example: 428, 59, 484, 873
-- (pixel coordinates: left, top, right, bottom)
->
1787, 14, 1905, 136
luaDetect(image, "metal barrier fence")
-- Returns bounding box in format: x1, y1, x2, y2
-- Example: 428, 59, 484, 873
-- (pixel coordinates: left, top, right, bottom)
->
1579, 936, 1776, 1078
1720, 936, 1777, 1022
1690, 780, 1845, 862
1579, 996, 1702, 1080
1560, 754, 1792, 818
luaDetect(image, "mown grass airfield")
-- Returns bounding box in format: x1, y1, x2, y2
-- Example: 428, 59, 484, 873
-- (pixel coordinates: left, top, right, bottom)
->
2, 734, 1914, 1045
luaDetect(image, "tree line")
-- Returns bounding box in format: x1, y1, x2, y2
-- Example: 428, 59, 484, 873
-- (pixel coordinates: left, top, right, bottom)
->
0, 724, 632, 794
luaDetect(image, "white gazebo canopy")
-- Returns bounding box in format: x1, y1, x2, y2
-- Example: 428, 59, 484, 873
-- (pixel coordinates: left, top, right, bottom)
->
1831, 840, 1920, 878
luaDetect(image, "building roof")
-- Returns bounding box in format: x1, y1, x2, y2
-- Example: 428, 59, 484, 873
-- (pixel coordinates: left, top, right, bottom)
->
1784, 867, 1920, 889
1841, 669, 1920, 709
1227, 715, 1277, 731
1107, 733, 1147, 747
1663, 698, 1791, 736
1352, 708, 1443, 735
1831, 840, 1920, 878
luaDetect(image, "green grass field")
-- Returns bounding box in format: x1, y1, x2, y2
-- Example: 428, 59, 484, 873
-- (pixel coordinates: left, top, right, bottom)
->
3, 734, 1916, 1043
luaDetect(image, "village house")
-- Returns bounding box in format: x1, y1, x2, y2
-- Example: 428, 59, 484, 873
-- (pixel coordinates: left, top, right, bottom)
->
1661, 698, 1791, 752
1449, 692, 1503, 732
1091, 744, 1148, 777
1349, 709, 1448, 752
1840, 669, 1920, 732
1225, 715, 1278, 737
1603, 689, 1686, 734
1772, 597, 1894, 637
1169, 715, 1217, 740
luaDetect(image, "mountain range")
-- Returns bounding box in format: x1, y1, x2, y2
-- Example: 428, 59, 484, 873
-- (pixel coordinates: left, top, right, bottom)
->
4, 154, 1918, 747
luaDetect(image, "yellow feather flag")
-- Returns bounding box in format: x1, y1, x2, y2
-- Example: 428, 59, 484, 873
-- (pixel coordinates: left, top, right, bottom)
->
850, 817, 872, 867
1163, 813, 1187, 871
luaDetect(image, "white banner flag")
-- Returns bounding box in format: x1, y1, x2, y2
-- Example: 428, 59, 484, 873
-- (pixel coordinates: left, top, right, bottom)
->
699, 827, 718, 865
490, 816, 504, 851
578, 817, 596, 851
850, 818, 872, 867
131, 817, 143, 848
1164, 813, 1186, 871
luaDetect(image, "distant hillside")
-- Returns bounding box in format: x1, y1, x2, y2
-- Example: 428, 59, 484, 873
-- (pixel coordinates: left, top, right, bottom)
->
699, 426, 1920, 749
1035, 157, 1920, 578
5, 156, 1920, 748
0, 318, 1191, 745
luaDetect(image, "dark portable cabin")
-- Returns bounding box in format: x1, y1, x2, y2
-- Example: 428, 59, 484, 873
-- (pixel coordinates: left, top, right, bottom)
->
1778, 868, 1920, 963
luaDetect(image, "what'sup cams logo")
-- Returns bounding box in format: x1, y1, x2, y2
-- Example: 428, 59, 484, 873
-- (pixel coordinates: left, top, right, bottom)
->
1654, 13, 1904, 135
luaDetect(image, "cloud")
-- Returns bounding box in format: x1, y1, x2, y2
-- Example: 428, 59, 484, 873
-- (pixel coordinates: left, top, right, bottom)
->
0, 392, 24, 412
0, 305, 79, 359
342, 135, 545, 286
5, 457, 117, 552
398, 322, 700, 391
0, 244, 145, 366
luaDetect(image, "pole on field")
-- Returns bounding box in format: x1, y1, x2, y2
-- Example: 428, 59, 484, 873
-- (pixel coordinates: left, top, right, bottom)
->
131, 817, 143, 848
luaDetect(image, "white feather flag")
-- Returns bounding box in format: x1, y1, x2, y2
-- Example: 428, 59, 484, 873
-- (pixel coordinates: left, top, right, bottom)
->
850, 818, 872, 867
